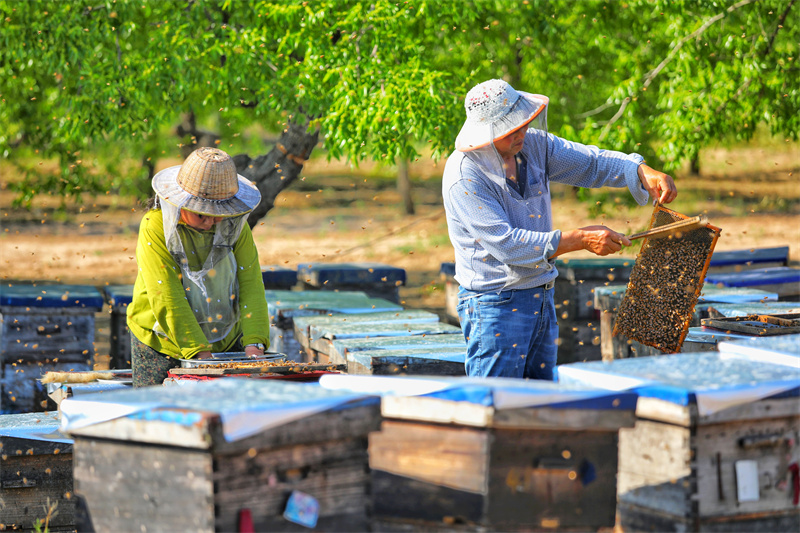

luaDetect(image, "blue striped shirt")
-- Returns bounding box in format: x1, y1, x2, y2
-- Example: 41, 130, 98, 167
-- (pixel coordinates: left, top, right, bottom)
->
442, 129, 648, 292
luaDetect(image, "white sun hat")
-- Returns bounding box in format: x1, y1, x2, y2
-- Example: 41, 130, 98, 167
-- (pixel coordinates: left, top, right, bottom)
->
152, 147, 261, 217
455, 79, 549, 152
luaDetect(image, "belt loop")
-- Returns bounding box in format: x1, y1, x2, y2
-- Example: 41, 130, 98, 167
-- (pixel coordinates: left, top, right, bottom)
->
545, 279, 555, 290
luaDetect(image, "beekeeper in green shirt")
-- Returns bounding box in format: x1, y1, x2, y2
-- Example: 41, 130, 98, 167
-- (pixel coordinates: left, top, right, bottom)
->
127, 147, 270, 387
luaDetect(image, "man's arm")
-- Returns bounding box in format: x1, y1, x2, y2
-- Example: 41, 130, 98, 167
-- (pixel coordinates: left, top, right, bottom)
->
551, 226, 631, 258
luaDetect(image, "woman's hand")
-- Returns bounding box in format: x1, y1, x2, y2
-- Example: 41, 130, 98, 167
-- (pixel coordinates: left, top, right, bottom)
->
244, 344, 264, 358
196, 351, 213, 359
638, 164, 677, 204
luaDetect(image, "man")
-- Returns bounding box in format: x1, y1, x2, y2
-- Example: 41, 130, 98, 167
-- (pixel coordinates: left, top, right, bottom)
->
442, 79, 677, 380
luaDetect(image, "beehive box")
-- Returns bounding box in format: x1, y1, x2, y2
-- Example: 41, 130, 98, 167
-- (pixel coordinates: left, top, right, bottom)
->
293, 312, 460, 364
319, 374, 638, 532
329, 333, 466, 370
346, 347, 466, 376
266, 290, 403, 361
704, 266, 800, 299
439, 262, 459, 325
595, 284, 776, 360
706, 246, 789, 274
553, 257, 635, 364
614, 206, 721, 354
0, 411, 75, 532
558, 353, 800, 532
102, 285, 133, 370
718, 333, 800, 368
297, 262, 407, 303
707, 301, 800, 319
61, 379, 380, 532
1, 284, 103, 413
261, 264, 298, 290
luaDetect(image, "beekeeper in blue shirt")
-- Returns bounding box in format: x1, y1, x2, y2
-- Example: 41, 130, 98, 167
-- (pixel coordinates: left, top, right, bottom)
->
442, 79, 677, 380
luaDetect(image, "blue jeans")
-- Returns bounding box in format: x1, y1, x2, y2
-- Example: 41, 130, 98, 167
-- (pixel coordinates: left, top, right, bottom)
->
456, 285, 558, 380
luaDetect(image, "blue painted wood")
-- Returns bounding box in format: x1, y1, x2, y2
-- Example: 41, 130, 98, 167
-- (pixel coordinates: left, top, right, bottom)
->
311, 321, 461, 342
555, 257, 636, 281
0, 284, 104, 309
260, 265, 297, 289
558, 352, 800, 407
330, 334, 466, 365
103, 284, 133, 311
348, 347, 466, 375
440, 262, 455, 277
707, 302, 800, 318
708, 246, 790, 267
718, 333, 800, 367
266, 290, 402, 319
704, 266, 800, 291
297, 262, 406, 286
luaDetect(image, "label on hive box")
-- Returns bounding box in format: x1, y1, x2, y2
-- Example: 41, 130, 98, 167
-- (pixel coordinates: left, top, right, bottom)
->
735, 460, 760, 502
283, 490, 319, 528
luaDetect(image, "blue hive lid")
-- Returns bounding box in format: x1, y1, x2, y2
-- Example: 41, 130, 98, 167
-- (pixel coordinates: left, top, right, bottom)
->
557, 352, 800, 415
0, 284, 104, 309
705, 267, 800, 288
709, 246, 789, 267
297, 262, 406, 285
103, 285, 134, 307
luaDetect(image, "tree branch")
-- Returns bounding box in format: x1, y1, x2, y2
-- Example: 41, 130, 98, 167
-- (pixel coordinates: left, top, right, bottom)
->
598, 0, 760, 141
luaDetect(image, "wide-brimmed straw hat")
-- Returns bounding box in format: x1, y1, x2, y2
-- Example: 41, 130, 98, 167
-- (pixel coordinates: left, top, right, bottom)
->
455, 79, 548, 152
152, 147, 261, 217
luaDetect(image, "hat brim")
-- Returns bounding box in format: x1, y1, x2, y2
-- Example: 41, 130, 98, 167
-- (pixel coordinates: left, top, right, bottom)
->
152, 165, 262, 217
455, 92, 548, 152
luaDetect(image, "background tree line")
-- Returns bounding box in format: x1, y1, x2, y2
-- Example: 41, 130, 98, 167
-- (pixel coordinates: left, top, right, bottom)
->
1, 0, 796, 225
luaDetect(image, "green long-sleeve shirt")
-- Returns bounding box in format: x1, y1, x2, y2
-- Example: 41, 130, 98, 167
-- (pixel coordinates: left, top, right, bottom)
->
127, 209, 270, 359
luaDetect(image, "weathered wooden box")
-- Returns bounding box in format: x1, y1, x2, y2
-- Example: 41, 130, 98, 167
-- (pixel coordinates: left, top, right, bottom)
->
594, 285, 779, 360
61, 379, 380, 532
0, 411, 75, 532
707, 301, 800, 319
704, 266, 800, 299
439, 262, 459, 325
346, 347, 466, 376
297, 262, 407, 303
261, 264, 298, 290
292, 309, 459, 364
102, 284, 133, 369
558, 353, 800, 532
553, 257, 635, 364
320, 374, 637, 531
706, 246, 789, 274
266, 290, 402, 361
1, 284, 103, 413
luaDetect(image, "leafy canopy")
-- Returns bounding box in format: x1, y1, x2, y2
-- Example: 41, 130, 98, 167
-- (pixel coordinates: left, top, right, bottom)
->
1, 0, 796, 207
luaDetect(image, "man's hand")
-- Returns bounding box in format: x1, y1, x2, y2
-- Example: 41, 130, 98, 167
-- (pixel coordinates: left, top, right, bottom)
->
638, 164, 677, 204
552, 226, 630, 258
579, 225, 631, 256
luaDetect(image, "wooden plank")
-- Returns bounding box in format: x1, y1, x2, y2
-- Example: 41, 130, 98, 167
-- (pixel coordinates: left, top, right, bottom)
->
314, 321, 461, 342
330, 333, 465, 364
369, 420, 489, 494
347, 347, 465, 376
617, 420, 693, 519
73, 438, 215, 532
169, 362, 344, 375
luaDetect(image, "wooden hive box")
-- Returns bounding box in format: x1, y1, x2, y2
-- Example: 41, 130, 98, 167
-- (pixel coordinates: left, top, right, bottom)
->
558, 353, 800, 532
266, 290, 402, 361
707, 301, 800, 319
0, 411, 75, 532
439, 262, 459, 325
706, 246, 789, 274
329, 333, 466, 366
293, 312, 461, 364
261, 264, 298, 290
102, 285, 133, 370
297, 262, 407, 303
61, 379, 381, 532
594, 285, 779, 361
1, 284, 104, 413
704, 266, 800, 299
718, 333, 800, 368
346, 347, 465, 376
319, 374, 638, 531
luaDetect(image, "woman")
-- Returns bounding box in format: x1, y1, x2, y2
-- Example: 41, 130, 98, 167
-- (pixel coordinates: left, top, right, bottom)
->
127, 147, 270, 387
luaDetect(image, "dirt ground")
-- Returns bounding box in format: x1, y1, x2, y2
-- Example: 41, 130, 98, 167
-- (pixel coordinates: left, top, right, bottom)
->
2, 144, 799, 313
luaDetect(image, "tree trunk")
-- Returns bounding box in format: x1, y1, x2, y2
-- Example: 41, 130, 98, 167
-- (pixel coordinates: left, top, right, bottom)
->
690, 154, 701, 175
233, 120, 320, 228
397, 158, 415, 215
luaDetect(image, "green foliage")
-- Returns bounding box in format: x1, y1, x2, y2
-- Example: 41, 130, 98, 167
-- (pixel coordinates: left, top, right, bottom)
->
1, 0, 796, 207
